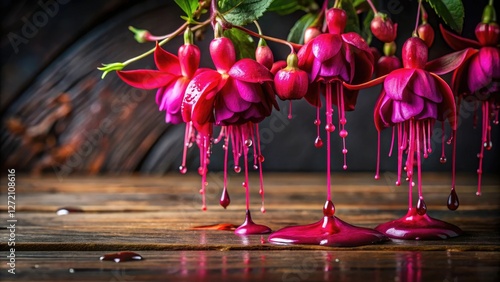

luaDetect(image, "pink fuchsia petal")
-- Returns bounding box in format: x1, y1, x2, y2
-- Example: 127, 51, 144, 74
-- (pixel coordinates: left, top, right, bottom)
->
341, 32, 372, 55
182, 70, 221, 124
391, 94, 425, 123
425, 48, 478, 75
228, 59, 273, 83
466, 47, 499, 93
221, 78, 252, 113
384, 68, 417, 100
478, 47, 500, 79
349, 44, 375, 84
154, 42, 181, 75
270, 60, 287, 75
440, 24, 481, 51
304, 82, 323, 107
411, 69, 441, 103
178, 43, 201, 78
158, 77, 190, 114
331, 88, 359, 111
451, 57, 472, 96
234, 79, 263, 103
297, 41, 315, 72
311, 34, 343, 62
117, 70, 177, 89
374, 91, 392, 131
317, 51, 350, 81
414, 100, 438, 120
431, 73, 457, 129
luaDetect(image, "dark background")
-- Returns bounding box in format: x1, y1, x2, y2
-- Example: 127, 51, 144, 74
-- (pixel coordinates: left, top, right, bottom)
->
1, 0, 498, 175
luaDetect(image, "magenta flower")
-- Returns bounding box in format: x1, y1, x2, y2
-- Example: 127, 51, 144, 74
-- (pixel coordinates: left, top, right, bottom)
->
182, 37, 277, 134
345, 36, 474, 213
117, 42, 201, 124
440, 14, 500, 195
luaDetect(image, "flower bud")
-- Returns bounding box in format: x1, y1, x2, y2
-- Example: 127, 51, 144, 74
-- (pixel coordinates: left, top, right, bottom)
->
210, 37, 236, 73
475, 22, 500, 46
326, 8, 347, 35
370, 13, 398, 43
376, 56, 401, 77
274, 53, 308, 100
402, 37, 428, 69
417, 23, 435, 47
178, 43, 200, 78
255, 39, 274, 70
304, 26, 322, 44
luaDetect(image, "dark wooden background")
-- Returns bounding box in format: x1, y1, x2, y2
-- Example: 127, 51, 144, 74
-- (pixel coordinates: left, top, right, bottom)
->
1, 0, 498, 175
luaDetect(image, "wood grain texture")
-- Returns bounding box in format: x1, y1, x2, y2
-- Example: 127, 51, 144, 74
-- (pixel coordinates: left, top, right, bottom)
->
0, 173, 499, 281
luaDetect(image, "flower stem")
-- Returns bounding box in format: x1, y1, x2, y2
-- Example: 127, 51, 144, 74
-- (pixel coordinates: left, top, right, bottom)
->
366, 0, 378, 14
420, 3, 428, 23
413, 0, 422, 36
490, 0, 493, 6
233, 25, 300, 53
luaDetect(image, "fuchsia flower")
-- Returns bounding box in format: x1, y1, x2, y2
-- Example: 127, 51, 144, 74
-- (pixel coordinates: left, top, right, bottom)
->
274, 53, 309, 100
297, 7, 374, 169
440, 7, 500, 195
117, 42, 201, 124
345, 36, 474, 214
370, 13, 398, 43
181, 37, 277, 135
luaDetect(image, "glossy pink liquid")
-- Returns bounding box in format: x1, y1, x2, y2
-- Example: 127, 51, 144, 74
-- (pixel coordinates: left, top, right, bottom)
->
375, 208, 462, 240
235, 210, 271, 235
269, 83, 387, 246
99, 251, 143, 262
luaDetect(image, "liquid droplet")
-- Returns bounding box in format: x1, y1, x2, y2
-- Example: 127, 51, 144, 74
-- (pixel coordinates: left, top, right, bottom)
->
439, 157, 447, 164
234, 165, 241, 173
56, 207, 83, 216
339, 129, 348, 138
374, 174, 380, 180
314, 136, 323, 148
198, 166, 206, 175
484, 141, 492, 150
258, 155, 265, 163
220, 188, 230, 209
179, 165, 187, 174
447, 189, 459, 211
342, 165, 347, 170
323, 200, 335, 216
253, 165, 259, 170
476, 191, 482, 196
416, 198, 427, 215
342, 148, 347, 154
340, 118, 347, 125
325, 123, 335, 132
244, 139, 253, 147
314, 119, 321, 125
100, 251, 143, 263
395, 181, 401, 186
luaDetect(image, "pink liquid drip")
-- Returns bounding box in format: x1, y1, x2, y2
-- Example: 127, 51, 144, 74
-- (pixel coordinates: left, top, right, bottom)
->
198, 134, 209, 211
375, 208, 462, 240
314, 106, 323, 148
476, 101, 489, 196
234, 210, 271, 235
220, 130, 230, 209
269, 83, 386, 247
100, 251, 143, 263
220, 186, 230, 209
255, 124, 266, 213
268, 215, 388, 247
288, 101, 293, 119
179, 122, 194, 174
336, 83, 348, 170
375, 131, 381, 180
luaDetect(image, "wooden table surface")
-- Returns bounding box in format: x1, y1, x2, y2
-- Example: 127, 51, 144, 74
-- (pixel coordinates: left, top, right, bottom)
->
1, 172, 499, 281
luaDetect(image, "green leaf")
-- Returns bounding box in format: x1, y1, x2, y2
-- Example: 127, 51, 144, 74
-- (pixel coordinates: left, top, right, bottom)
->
340, 0, 360, 34
425, 0, 464, 33
224, 28, 255, 60
287, 13, 316, 44
361, 9, 374, 45
268, 0, 316, 15
174, 0, 199, 19
218, 0, 273, 26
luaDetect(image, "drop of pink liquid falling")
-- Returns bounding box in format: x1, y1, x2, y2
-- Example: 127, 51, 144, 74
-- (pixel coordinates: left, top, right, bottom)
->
416, 198, 427, 215
234, 165, 241, 173
100, 251, 143, 263
439, 156, 447, 164
234, 210, 271, 235
220, 187, 230, 209
314, 136, 323, 148
375, 208, 462, 240
179, 165, 188, 174
322, 200, 335, 216
447, 189, 459, 211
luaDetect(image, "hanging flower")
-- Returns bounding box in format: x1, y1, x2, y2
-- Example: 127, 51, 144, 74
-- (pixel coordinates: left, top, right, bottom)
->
439, 3, 500, 195
118, 39, 201, 124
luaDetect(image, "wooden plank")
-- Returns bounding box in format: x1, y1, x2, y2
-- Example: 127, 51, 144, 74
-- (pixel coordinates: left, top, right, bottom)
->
1, 250, 499, 282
